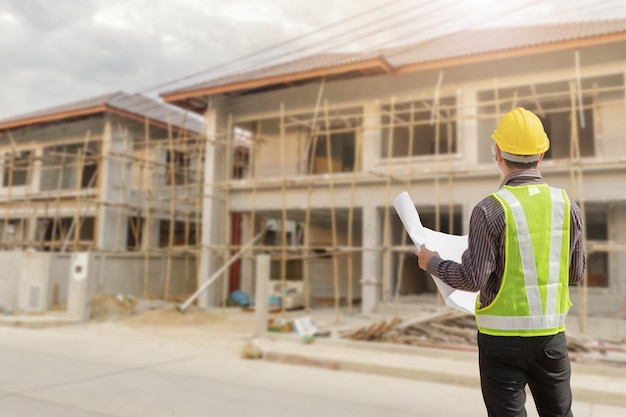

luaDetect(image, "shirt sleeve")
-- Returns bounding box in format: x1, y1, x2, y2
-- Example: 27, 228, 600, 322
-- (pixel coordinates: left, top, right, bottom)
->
426, 202, 498, 292
568, 201, 586, 285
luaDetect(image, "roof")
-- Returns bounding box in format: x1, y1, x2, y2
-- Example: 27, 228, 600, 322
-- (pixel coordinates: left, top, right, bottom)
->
386, 19, 626, 69
0, 91, 203, 132
164, 51, 386, 96
162, 18, 626, 105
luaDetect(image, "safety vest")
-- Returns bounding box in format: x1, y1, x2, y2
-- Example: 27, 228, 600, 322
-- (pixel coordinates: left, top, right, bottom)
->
475, 184, 572, 337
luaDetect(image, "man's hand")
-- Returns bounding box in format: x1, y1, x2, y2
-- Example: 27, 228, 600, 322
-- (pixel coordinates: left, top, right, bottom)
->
415, 244, 439, 271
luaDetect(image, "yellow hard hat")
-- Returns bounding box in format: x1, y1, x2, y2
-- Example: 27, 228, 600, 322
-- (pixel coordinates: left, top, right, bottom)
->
491, 107, 549, 159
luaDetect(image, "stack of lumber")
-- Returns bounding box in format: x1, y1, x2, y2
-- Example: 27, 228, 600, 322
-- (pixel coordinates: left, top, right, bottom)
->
342, 309, 476, 349
341, 308, 626, 357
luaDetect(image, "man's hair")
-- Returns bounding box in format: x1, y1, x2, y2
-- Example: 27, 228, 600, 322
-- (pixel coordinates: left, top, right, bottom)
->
503, 158, 538, 170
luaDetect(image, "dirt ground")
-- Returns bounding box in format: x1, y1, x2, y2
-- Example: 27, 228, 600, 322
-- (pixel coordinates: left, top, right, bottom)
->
83, 295, 626, 365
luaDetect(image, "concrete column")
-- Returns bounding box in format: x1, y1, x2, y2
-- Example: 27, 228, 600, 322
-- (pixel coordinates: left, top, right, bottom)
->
197, 106, 224, 308
30, 147, 43, 193
458, 88, 479, 165
141, 218, 160, 251
0, 153, 4, 188
24, 146, 42, 245
67, 253, 90, 321
26, 215, 38, 244
361, 102, 382, 173
361, 204, 381, 314
239, 213, 254, 295
96, 117, 133, 251
254, 254, 270, 337
608, 204, 626, 298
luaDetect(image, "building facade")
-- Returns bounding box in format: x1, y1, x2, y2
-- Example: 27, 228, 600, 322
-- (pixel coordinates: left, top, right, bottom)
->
162, 20, 626, 317
0, 92, 201, 312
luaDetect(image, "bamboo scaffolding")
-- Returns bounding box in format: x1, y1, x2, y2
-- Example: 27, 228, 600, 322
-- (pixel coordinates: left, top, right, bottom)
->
113, 126, 128, 252
247, 120, 260, 298
2, 151, 14, 249
346, 112, 363, 316
381, 97, 396, 316
322, 99, 341, 323
569, 80, 589, 334
142, 117, 151, 297
183, 127, 191, 289
303, 122, 320, 312
165, 118, 177, 300
3, 74, 626, 328
393, 103, 415, 317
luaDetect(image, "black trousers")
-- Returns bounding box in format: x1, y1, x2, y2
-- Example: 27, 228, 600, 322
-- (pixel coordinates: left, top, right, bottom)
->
478, 331, 573, 417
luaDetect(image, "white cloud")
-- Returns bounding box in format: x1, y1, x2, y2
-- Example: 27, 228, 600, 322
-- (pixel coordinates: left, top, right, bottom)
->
0, 11, 17, 24
0, 0, 625, 119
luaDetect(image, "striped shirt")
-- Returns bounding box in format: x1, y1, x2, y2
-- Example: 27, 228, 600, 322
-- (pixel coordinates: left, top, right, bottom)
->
426, 169, 586, 308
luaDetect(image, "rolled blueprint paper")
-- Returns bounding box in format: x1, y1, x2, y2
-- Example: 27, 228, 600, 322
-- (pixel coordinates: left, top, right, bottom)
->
393, 191, 477, 315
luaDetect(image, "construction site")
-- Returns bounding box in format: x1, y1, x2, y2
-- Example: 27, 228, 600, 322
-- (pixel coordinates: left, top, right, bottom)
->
0, 18, 626, 353
0, 92, 204, 315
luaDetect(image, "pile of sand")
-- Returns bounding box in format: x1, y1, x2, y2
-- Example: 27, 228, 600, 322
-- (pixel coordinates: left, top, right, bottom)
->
90, 295, 137, 321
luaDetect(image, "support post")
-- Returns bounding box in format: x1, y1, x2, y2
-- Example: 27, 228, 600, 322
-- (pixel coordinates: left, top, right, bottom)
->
197, 104, 224, 308
361, 204, 381, 314
254, 254, 270, 337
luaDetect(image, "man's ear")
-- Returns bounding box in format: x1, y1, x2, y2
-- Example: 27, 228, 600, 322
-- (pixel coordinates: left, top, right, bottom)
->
538, 153, 545, 163
494, 145, 503, 163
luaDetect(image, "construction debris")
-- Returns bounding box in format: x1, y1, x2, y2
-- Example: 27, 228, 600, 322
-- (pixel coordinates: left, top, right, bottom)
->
342, 310, 474, 347
341, 308, 626, 360
90, 294, 137, 321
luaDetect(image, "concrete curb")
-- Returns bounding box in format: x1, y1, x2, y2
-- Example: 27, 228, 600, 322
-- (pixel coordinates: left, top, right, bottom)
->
257, 334, 626, 408
0, 315, 81, 329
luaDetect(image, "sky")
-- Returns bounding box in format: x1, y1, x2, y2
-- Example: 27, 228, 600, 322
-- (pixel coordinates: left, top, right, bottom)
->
1, 0, 626, 119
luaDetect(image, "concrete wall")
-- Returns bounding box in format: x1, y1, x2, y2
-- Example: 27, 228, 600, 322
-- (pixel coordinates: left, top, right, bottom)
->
0, 251, 55, 313
0, 251, 20, 312
49, 254, 72, 307
18, 252, 51, 312
85, 253, 196, 299
0, 251, 196, 312
255, 124, 307, 178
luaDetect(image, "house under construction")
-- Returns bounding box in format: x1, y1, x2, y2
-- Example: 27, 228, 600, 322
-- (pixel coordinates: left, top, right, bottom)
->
159, 18, 626, 325
0, 92, 203, 313
2, 19, 626, 328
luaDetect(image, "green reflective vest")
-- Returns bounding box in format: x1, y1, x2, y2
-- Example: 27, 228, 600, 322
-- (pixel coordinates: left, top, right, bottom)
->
475, 184, 572, 337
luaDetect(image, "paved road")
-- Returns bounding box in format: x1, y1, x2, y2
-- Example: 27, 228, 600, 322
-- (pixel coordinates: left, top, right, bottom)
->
0, 323, 623, 417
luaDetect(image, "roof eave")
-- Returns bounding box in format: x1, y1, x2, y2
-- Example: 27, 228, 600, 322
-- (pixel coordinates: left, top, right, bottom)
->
0, 105, 108, 131
0, 104, 198, 135
161, 57, 394, 104
104, 106, 198, 135
396, 30, 626, 74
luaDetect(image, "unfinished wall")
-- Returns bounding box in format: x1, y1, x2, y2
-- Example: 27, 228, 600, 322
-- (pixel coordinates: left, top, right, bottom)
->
254, 122, 306, 178
85, 253, 196, 299
0, 251, 20, 312
48, 254, 72, 307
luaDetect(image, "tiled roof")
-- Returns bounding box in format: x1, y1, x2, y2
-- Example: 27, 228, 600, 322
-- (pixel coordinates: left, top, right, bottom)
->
163, 18, 626, 99
0, 91, 202, 132
163, 52, 381, 96
385, 19, 626, 67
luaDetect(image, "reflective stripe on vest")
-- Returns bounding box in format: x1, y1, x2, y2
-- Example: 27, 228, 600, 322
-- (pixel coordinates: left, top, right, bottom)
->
477, 313, 567, 331
476, 186, 567, 332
